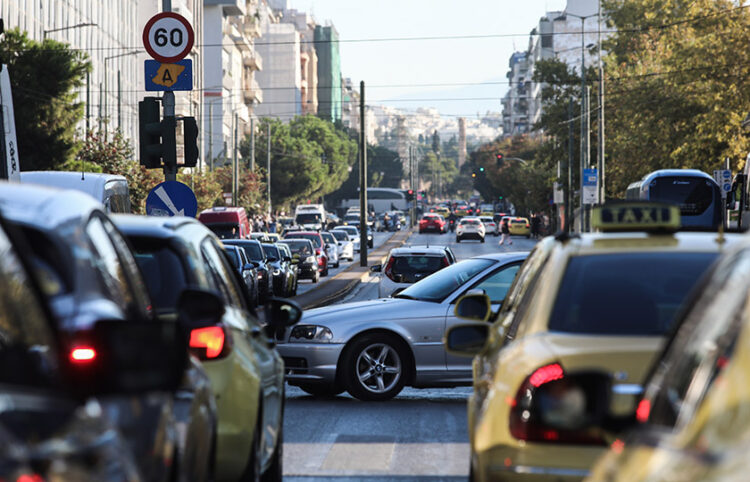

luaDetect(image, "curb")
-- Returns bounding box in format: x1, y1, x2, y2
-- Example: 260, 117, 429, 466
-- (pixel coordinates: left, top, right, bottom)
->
295, 228, 414, 309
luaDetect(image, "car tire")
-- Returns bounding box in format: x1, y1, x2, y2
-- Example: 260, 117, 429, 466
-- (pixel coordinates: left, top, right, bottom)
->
239, 419, 262, 482
342, 334, 408, 401
481, 237, 485, 243
297, 383, 345, 398
456, 237, 461, 243
322, 266, 329, 277
261, 418, 282, 482
419, 229, 423, 234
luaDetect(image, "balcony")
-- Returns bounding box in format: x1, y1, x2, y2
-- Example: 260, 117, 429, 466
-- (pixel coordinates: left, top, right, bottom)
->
204, 0, 245, 16
243, 51, 263, 71
242, 17, 262, 38
243, 77, 263, 104
226, 23, 251, 52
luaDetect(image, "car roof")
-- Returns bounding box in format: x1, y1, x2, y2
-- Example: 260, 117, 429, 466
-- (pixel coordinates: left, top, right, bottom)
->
566, 231, 743, 255
0, 181, 105, 229
389, 245, 450, 255
472, 252, 529, 263
286, 231, 321, 236
223, 238, 262, 247
111, 213, 205, 239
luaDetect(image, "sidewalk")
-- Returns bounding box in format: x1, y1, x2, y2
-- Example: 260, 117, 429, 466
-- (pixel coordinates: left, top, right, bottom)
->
294, 228, 413, 309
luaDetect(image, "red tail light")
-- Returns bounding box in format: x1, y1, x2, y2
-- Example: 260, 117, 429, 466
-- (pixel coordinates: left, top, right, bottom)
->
442, 257, 450, 268
315, 248, 321, 256
70, 346, 97, 363
508, 363, 605, 446
636, 399, 651, 423
384, 256, 397, 281
190, 326, 230, 360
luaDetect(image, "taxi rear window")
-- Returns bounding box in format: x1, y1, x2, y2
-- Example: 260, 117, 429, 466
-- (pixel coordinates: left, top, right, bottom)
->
549, 252, 717, 336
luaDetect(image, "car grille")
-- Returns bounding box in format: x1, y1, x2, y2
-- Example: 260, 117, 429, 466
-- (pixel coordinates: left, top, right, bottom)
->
283, 357, 308, 375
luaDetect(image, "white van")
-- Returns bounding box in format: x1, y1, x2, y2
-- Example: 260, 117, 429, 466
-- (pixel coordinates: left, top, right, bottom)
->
20, 171, 131, 213
294, 204, 326, 231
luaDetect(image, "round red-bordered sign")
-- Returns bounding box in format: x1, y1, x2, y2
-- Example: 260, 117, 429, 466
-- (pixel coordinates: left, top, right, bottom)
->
142, 12, 194, 64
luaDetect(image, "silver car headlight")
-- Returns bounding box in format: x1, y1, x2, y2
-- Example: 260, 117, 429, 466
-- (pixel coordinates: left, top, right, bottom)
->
289, 325, 333, 342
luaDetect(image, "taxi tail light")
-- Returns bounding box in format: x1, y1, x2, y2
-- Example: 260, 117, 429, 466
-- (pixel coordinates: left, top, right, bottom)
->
189, 326, 231, 360
636, 399, 650, 423
441, 256, 450, 268
69, 346, 97, 364
508, 363, 606, 446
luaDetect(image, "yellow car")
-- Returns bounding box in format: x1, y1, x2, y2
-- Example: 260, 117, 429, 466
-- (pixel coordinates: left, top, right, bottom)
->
434, 206, 451, 217
445, 202, 740, 482
456, 205, 473, 217
586, 233, 750, 481
508, 217, 531, 237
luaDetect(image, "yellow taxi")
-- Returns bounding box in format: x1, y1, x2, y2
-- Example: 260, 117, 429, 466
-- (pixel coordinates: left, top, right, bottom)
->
585, 233, 750, 481
456, 205, 473, 217
434, 206, 451, 217
444, 202, 740, 482
508, 217, 531, 237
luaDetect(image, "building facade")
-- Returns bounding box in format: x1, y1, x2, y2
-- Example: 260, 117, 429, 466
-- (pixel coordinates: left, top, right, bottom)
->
254, 20, 302, 118
314, 24, 341, 123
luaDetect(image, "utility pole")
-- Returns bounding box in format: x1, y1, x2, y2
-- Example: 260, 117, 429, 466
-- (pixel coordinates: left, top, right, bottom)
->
359, 81, 368, 267
597, 1, 606, 204
568, 98, 574, 232
117, 70, 121, 131
250, 117, 255, 170
267, 123, 271, 215
232, 113, 238, 206
584, 85, 591, 231
579, 17, 586, 232
208, 102, 213, 171
86, 72, 90, 134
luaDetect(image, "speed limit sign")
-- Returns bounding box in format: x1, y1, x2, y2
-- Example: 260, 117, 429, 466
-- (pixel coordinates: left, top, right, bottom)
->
142, 12, 194, 64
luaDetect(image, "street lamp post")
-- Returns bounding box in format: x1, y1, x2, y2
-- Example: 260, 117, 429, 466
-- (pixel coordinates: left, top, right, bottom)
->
42, 23, 97, 39
104, 50, 139, 141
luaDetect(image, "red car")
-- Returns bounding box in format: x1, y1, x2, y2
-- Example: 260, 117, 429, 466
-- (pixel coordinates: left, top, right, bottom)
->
418, 213, 447, 234
283, 231, 329, 276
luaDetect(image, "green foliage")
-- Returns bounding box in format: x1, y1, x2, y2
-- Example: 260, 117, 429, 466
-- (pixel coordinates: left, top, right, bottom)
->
0, 29, 90, 171
241, 115, 357, 209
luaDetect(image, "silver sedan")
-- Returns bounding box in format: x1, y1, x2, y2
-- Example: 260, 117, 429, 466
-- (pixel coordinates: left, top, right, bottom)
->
276, 252, 527, 400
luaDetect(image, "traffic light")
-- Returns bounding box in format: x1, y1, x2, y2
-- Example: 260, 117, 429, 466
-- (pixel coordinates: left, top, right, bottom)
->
479, 167, 485, 172
406, 189, 414, 201
182, 116, 199, 168
138, 97, 176, 169
471, 171, 477, 178
496, 153, 504, 167
498, 195, 504, 200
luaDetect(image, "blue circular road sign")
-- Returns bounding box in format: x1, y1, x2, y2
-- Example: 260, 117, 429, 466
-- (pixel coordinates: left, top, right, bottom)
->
146, 181, 198, 217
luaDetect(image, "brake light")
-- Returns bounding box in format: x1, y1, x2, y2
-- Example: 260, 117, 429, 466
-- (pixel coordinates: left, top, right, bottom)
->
508, 363, 605, 446
442, 257, 450, 268
190, 326, 229, 360
70, 346, 97, 363
636, 399, 651, 423
16, 475, 44, 482
315, 248, 321, 256
384, 256, 397, 281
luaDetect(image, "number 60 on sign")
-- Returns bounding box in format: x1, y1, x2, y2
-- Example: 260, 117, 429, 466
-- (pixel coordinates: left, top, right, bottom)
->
142, 12, 194, 64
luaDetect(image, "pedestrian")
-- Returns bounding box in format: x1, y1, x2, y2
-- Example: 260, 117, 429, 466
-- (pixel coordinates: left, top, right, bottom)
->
531, 213, 541, 239
499, 218, 512, 245
269, 215, 277, 233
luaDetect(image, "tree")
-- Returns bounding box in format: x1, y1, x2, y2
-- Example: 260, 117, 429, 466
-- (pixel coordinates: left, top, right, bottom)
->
0, 29, 90, 171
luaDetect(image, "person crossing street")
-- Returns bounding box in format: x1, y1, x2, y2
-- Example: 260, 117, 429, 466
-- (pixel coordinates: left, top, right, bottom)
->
498, 218, 512, 245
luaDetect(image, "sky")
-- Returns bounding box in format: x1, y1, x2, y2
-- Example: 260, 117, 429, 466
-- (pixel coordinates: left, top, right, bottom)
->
287, 0, 568, 117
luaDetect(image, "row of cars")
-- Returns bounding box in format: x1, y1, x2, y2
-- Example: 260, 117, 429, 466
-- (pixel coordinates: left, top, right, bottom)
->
0, 182, 305, 481
442, 202, 749, 481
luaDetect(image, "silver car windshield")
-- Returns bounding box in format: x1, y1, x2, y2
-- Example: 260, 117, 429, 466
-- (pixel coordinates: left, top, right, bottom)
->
394, 258, 494, 303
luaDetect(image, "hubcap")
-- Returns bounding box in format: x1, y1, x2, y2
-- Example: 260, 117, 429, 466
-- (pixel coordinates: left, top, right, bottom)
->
355, 343, 401, 393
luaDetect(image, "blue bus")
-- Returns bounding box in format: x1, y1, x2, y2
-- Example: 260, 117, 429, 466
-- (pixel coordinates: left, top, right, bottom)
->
626, 169, 722, 231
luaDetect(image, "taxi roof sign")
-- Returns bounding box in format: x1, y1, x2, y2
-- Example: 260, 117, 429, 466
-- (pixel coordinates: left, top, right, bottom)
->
591, 202, 681, 233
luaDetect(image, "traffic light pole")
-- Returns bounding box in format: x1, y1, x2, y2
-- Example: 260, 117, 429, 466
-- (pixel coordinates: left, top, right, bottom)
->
163, 91, 176, 182
359, 81, 368, 267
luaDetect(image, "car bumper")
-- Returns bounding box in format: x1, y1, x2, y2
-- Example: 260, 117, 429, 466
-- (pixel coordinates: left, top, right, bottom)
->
473, 443, 601, 482
419, 225, 444, 232
458, 232, 484, 239
298, 263, 317, 278
277, 342, 345, 385
509, 228, 530, 236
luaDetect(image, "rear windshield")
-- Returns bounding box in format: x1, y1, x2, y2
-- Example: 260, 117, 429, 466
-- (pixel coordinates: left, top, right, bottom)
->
132, 244, 188, 314
461, 219, 480, 225
511, 219, 527, 224
285, 233, 322, 248
344, 214, 359, 222
296, 213, 322, 224
649, 177, 716, 216
262, 244, 280, 260
224, 241, 264, 261
321, 232, 336, 244
331, 231, 348, 241
205, 223, 240, 239
390, 255, 446, 283
224, 248, 241, 269
549, 252, 717, 336
279, 240, 313, 255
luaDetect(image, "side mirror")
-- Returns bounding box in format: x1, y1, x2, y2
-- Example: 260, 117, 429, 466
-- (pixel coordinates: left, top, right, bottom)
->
454, 293, 492, 322
444, 323, 490, 356
63, 319, 187, 398
243, 262, 255, 271
265, 298, 303, 328
177, 288, 225, 329
370, 264, 382, 272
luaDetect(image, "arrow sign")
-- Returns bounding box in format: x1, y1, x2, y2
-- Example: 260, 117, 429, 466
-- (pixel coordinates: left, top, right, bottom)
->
146, 181, 197, 218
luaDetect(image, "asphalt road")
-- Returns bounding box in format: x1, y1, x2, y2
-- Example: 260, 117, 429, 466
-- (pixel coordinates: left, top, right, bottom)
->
283, 229, 539, 481
294, 230, 395, 297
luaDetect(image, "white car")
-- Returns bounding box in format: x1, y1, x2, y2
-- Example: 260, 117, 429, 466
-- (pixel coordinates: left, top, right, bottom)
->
330, 230, 354, 261
333, 226, 360, 252
456, 217, 485, 243
372, 245, 457, 298
320, 231, 341, 268
479, 216, 498, 236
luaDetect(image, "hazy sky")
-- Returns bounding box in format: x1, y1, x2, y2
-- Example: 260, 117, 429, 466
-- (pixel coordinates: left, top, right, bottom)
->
288, 0, 568, 116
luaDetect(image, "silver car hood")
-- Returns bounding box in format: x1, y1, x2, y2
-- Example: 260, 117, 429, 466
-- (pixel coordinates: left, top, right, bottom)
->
302, 297, 440, 324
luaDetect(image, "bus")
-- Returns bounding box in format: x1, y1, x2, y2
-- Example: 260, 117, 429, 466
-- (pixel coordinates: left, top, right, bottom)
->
625, 169, 722, 231
20, 171, 131, 213
340, 188, 408, 214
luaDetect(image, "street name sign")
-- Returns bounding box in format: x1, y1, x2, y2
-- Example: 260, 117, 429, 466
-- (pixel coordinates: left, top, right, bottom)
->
713, 169, 732, 198
146, 181, 198, 217
145, 59, 192, 91
142, 12, 194, 64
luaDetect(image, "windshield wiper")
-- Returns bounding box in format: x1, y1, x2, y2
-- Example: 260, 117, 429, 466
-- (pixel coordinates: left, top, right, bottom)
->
393, 293, 418, 300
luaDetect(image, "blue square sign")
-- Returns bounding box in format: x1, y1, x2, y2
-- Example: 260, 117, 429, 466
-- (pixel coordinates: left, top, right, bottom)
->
145, 59, 193, 91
